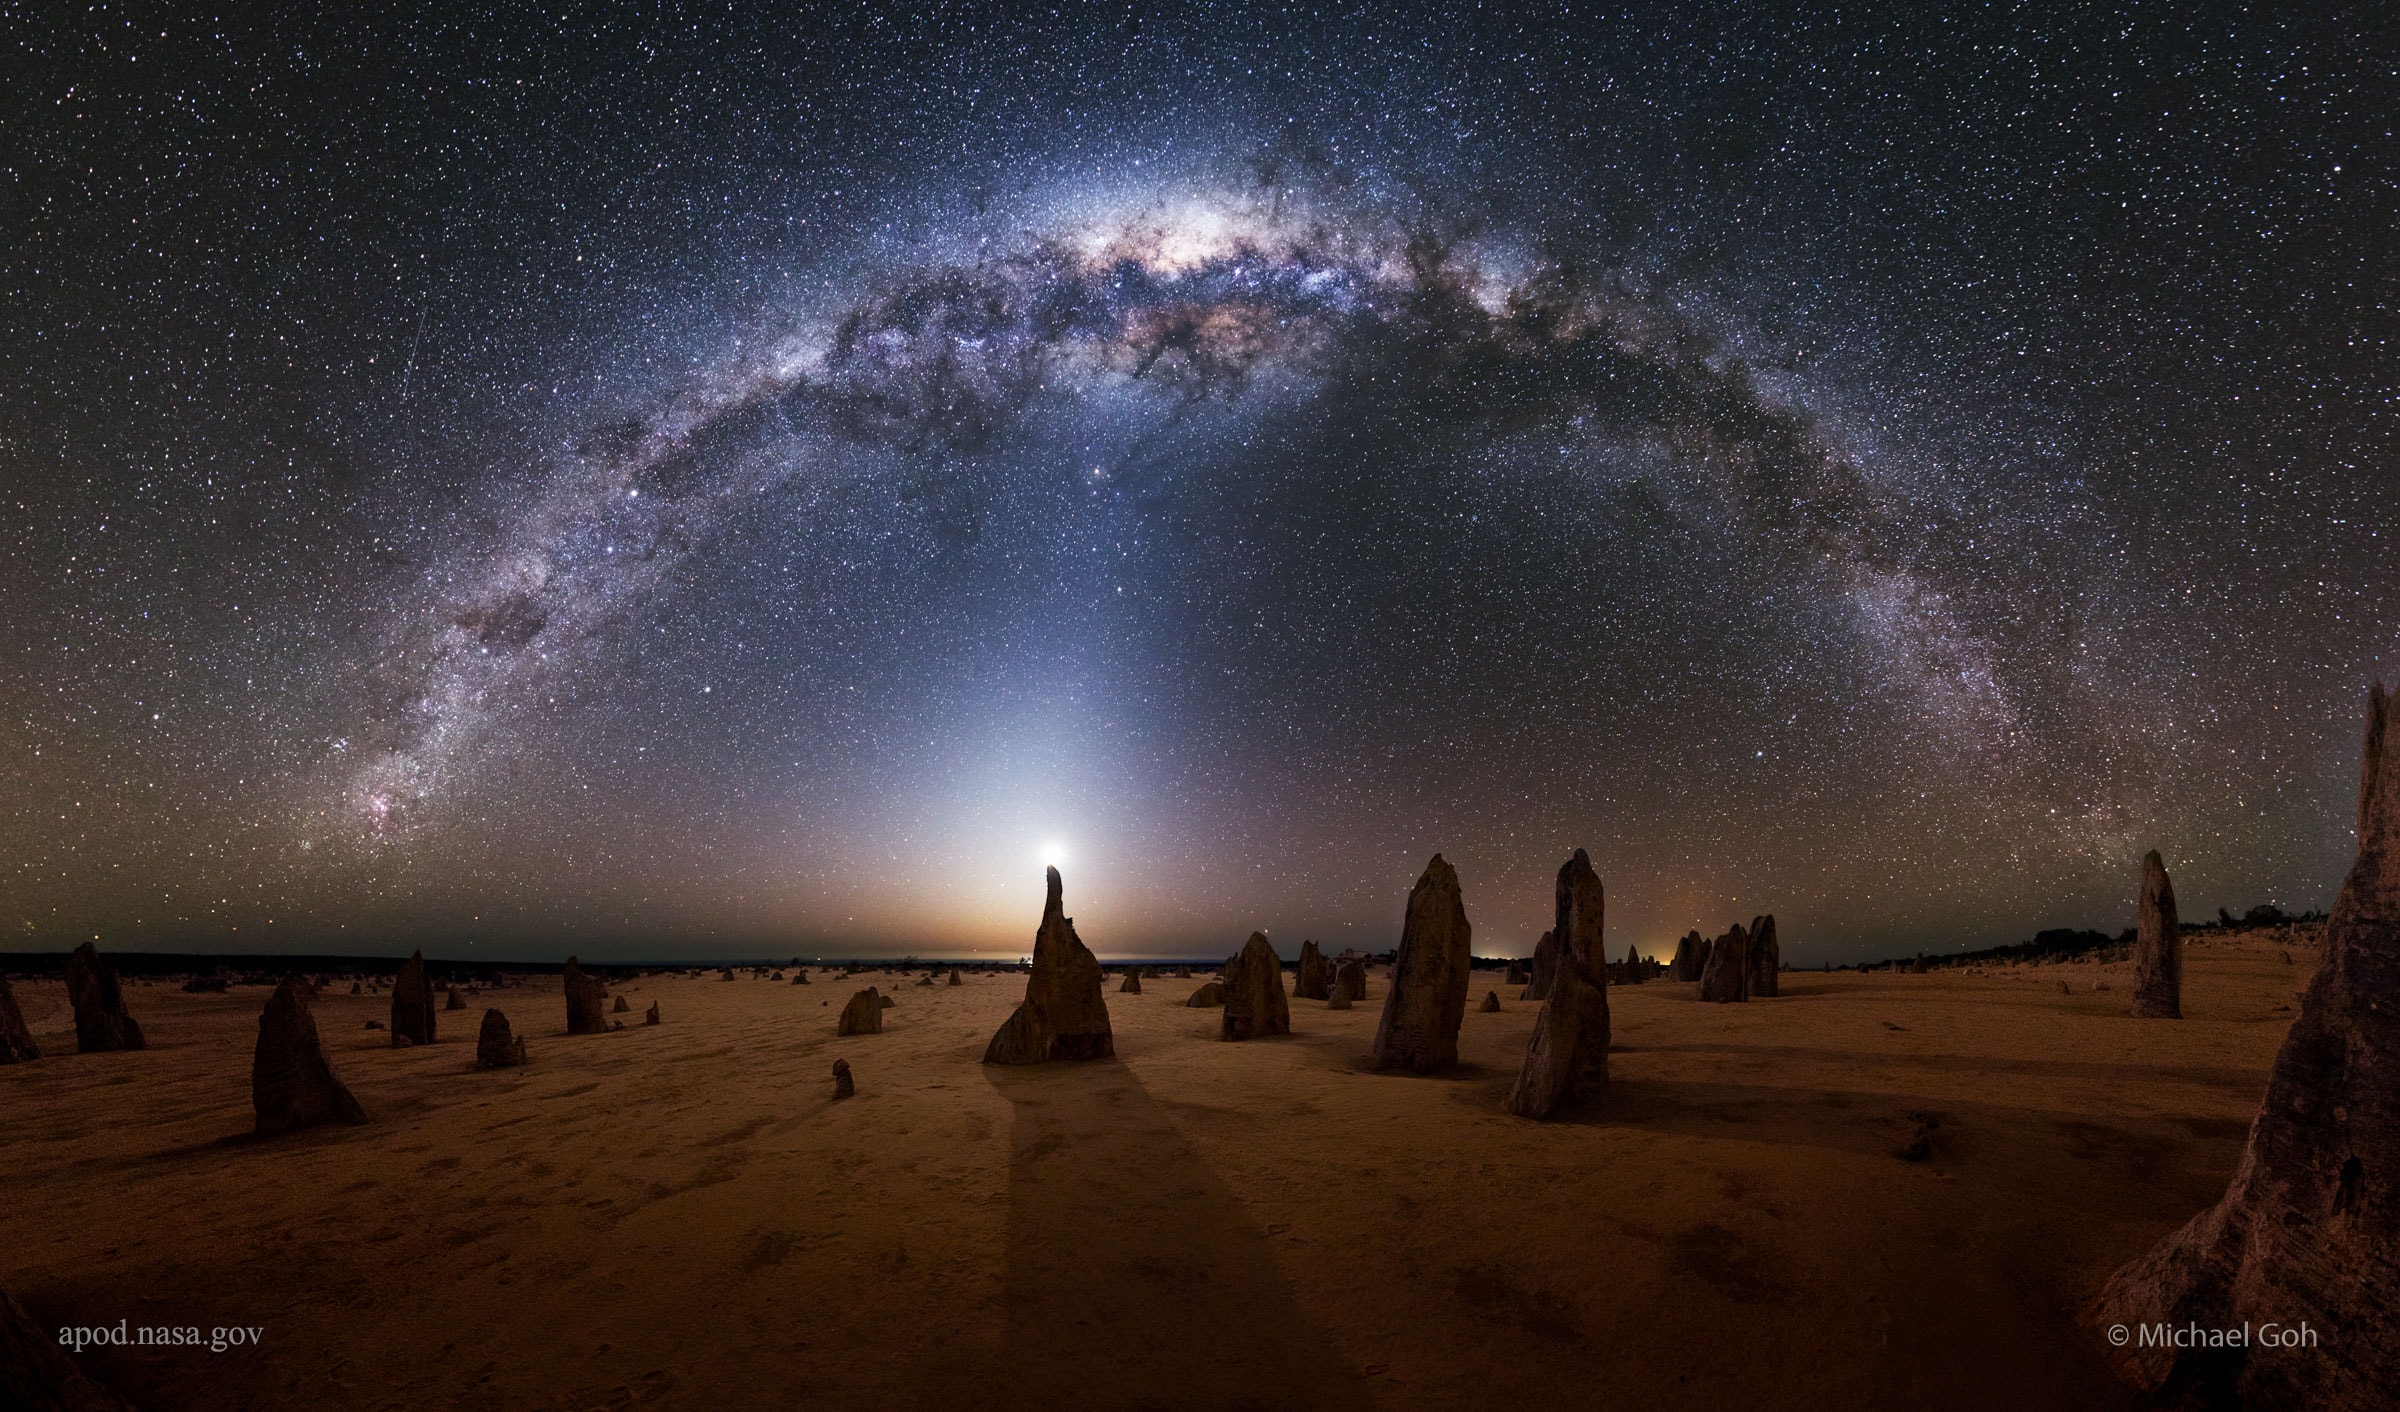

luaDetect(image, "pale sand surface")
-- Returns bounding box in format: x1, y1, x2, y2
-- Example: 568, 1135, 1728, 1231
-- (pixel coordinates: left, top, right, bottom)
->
0, 933, 2316, 1410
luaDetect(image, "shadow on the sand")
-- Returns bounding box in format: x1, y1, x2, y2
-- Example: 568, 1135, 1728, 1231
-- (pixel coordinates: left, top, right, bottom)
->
1503, 1074, 2248, 1198
1277, 1024, 1507, 1083
1629, 1039, 2270, 1091
918, 1058, 1374, 1412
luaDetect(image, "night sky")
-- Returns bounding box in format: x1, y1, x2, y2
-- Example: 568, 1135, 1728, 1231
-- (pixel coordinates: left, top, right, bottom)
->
4, 4, 2392, 962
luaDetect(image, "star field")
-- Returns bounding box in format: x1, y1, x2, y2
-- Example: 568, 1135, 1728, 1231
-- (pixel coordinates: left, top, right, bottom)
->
2, 3, 2392, 960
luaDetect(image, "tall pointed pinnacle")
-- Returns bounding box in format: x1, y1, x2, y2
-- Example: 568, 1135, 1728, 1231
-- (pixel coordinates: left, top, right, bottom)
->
1698, 922, 1750, 1003
983, 866, 1114, 1064
66, 942, 145, 1053
1505, 848, 1611, 1118
253, 978, 367, 1135
1294, 938, 1332, 1001
2131, 851, 2182, 1018
562, 956, 608, 1035
390, 948, 437, 1046
1368, 854, 1474, 1073
1221, 931, 1292, 1041
1747, 915, 1779, 997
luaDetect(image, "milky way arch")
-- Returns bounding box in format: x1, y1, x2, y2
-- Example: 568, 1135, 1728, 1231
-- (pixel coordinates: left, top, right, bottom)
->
336, 191, 2032, 845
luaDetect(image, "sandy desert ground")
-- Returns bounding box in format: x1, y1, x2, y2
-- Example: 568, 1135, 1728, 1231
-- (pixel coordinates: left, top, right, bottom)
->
0, 932, 2317, 1411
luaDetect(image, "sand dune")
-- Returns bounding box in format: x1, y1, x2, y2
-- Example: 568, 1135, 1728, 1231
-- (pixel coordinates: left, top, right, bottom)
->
0, 934, 2314, 1410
